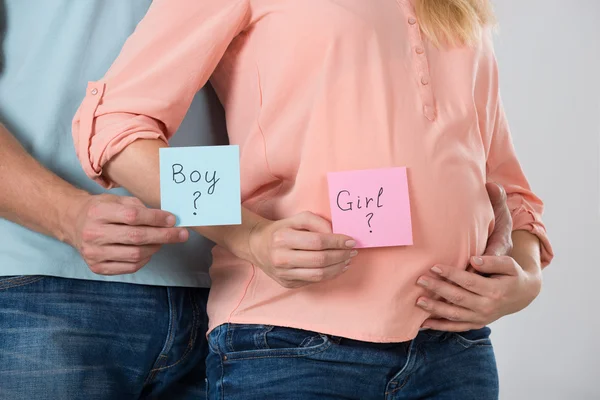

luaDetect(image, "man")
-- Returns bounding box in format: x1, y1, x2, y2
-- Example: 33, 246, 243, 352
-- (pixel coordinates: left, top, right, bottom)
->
0, 2, 512, 400
0, 1, 227, 399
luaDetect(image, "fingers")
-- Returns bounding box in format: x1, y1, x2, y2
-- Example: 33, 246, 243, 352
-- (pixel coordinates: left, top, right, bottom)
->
83, 245, 161, 264
416, 297, 479, 324
421, 319, 483, 332
78, 195, 181, 276
485, 182, 507, 208
465, 265, 477, 273
94, 202, 177, 227
429, 265, 493, 297
89, 258, 152, 276
289, 211, 340, 236
118, 196, 145, 207
277, 261, 352, 288
483, 238, 513, 258
118, 206, 177, 227
417, 275, 481, 310
275, 229, 355, 251
249, 213, 358, 289
484, 182, 513, 257
470, 256, 518, 276
285, 249, 357, 268
84, 225, 188, 246
484, 228, 513, 258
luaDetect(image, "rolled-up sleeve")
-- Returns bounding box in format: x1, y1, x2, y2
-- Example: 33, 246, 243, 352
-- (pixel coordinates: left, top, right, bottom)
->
479, 36, 554, 267
72, 0, 251, 188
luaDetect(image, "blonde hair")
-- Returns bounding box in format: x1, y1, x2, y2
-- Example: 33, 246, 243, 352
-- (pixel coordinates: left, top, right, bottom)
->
415, 0, 495, 46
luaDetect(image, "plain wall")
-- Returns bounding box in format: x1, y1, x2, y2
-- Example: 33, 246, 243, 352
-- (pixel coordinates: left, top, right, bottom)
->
490, 1, 600, 399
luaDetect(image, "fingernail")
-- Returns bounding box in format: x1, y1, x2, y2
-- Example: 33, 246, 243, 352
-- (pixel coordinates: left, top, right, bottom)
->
417, 299, 428, 308
417, 278, 429, 287
166, 215, 176, 226
342, 265, 350, 272
179, 230, 188, 241
345, 258, 352, 266
431, 266, 443, 274
345, 240, 356, 248
350, 250, 358, 257
472, 256, 484, 266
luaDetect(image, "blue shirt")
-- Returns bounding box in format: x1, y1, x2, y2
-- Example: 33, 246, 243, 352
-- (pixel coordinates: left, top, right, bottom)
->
0, 0, 227, 287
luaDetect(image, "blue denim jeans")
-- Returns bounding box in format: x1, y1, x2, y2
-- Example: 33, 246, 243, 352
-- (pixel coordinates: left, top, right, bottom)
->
0, 275, 209, 400
207, 324, 499, 399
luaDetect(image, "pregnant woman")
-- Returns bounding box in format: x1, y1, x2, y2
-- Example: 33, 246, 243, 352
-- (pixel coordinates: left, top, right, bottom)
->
73, 0, 553, 398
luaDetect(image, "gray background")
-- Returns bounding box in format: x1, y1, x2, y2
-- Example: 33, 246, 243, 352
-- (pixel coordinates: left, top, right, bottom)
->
491, 1, 600, 399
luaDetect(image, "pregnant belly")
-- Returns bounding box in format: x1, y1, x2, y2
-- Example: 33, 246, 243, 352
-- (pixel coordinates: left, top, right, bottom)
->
408, 162, 494, 266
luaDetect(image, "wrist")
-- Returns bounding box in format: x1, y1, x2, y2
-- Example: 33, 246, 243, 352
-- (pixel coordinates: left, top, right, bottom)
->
56, 189, 91, 247
223, 215, 270, 265
246, 219, 269, 266
511, 231, 542, 274
511, 253, 543, 301
524, 267, 543, 299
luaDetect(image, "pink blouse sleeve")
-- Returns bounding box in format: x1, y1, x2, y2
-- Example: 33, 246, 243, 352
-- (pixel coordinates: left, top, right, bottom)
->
72, 0, 251, 188
478, 33, 554, 267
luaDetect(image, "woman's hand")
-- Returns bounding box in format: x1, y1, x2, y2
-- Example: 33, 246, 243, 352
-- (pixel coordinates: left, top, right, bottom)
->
248, 211, 357, 289
416, 255, 542, 331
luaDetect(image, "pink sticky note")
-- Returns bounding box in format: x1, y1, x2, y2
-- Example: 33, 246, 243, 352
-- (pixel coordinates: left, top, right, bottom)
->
327, 167, 413, 248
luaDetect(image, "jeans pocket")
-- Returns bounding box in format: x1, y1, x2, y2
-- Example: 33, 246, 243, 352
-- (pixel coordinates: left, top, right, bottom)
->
450, 327, 493, 348
0, 276, 45, 291
209, 324, 332, 361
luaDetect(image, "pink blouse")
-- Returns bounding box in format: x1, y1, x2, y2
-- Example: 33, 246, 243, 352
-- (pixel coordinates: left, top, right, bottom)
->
73, 0, 553, 342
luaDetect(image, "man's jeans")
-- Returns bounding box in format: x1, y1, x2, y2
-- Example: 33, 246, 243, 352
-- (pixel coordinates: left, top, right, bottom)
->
0, 275, 209, 400
207, 323, 499, 399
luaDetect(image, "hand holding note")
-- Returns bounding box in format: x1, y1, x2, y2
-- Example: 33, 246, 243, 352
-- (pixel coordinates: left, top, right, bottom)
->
68, 194, 188, 275
248, 212, 357, 289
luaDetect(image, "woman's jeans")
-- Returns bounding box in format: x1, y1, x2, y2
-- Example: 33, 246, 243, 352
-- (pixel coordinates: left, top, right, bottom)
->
207, 324, 499, 400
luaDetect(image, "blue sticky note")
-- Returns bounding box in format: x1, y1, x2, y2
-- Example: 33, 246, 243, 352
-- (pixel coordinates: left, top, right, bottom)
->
159, 145, 241, 227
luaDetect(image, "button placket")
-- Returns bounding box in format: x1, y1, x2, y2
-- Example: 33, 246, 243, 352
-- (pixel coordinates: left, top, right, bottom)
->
400, 2, 437, 121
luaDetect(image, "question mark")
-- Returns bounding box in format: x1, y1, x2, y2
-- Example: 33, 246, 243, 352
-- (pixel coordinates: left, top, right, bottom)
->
193, 191, 201, 215
366, 212, 374, 233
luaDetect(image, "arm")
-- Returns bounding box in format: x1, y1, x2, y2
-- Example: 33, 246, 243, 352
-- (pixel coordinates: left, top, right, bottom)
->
414, 34, 552, 330
484, 96, 553, 267
0, 123, 86, 242
0, 123, 187, 275
481, 37, 553, 267
507, 230, 542, 302
105, 139, 356, 288
480, 182, 541, 280
481, 182, 513, 258
73, 0, 355, 287
103, 139, 263, 264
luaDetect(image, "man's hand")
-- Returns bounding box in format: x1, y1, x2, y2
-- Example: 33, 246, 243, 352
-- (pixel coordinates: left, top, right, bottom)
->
416, 181, 544, 332
482, 182, 513, 257
419, 181, 513, 326
65, 194, 189, 275
249, 211, 357, 289
416, 255, 541, 331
